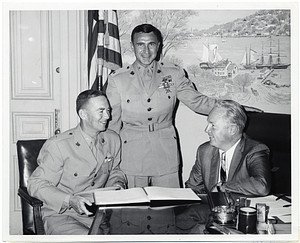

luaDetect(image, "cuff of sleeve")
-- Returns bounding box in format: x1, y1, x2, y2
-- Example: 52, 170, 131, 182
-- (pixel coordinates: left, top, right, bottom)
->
60, 194, 71, 213
115, 181, 127, 189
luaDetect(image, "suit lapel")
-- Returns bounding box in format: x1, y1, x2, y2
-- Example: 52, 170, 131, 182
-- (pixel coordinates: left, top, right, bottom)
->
95, 133, 107, 171
148, 61, 162, 96
208, 149, 220, 191
73, 125, 98, 168
129, 63, 145, 93
228, 137, 245, 181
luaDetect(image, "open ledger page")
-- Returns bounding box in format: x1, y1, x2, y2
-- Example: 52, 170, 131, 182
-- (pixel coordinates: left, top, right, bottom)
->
144, 186, 201, 201
74, 186, 121, 203
94, 187, 150, 206
93, 186, 201, 207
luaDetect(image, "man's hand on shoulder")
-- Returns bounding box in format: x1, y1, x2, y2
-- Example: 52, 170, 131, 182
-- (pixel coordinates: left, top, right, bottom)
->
69, 195, 93, 216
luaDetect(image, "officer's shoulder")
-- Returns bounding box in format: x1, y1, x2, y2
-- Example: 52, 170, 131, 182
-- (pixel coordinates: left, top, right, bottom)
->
48, 128, 75, 143
110, 65, 132, 77
159, 61, 181, 70
102, 129, 120, 139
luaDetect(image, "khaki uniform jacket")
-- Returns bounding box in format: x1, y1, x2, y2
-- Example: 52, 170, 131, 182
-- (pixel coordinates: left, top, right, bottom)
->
106, 61, 217, 177
185, 134, 272, 196
28, 125, 126, 218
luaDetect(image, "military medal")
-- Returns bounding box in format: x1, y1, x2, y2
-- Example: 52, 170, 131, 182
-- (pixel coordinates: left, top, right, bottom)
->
159, 75, 174, 93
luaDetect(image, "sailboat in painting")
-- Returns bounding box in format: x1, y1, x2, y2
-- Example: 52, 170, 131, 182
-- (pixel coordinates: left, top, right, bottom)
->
256, 37, 290, 70
240, 45, 258, 69
199, 43, 223, 69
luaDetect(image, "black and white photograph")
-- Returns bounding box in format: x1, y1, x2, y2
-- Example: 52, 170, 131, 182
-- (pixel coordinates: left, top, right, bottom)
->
1, 1, 299, 242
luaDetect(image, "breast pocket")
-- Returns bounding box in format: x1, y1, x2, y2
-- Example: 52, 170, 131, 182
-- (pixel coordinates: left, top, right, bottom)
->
99, 156, 114, 175
121, 93, 141, 119
62, 158, 92, 190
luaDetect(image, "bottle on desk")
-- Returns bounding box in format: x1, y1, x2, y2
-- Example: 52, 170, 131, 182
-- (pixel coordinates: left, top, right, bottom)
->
256, 203, 268, 234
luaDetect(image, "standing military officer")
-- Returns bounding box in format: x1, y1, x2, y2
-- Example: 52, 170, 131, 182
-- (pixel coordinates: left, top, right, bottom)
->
106, 23, 259, 188
106, 24, 218, 188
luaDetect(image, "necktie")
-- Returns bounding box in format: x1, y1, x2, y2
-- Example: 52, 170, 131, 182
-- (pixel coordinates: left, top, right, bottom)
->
220, 152, 226, 182
90, 137, 98, 159
142, 67, 153, 78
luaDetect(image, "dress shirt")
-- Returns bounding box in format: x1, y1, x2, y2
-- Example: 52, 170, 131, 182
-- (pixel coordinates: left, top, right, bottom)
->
218, 138, 241, 182
136, 63, 154, 91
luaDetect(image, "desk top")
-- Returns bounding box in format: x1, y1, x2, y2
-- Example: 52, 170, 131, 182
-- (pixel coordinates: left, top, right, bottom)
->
88, 193, 291, 235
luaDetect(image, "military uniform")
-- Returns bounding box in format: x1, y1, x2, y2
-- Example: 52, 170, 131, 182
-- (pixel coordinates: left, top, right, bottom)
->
106, 60, 217, 187
28, 125, 126, 234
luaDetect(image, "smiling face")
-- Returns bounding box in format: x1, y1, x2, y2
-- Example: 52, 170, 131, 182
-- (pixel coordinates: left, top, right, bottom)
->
205, 107, 236, 151
79, 96, 111, 137
131, 31, 160, 67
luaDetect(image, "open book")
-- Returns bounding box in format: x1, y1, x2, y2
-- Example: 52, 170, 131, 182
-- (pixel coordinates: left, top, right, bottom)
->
74, 186, 121, 203
93, 186, 201, 208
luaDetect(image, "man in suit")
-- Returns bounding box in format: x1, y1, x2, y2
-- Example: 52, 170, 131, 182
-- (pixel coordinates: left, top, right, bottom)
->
106, 23, 219, 188
175, 100, 271, 233
28, 89, 127, 235
185, 99, 271, 196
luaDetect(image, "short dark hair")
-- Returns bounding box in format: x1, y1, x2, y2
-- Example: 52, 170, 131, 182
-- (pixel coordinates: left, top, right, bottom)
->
131, 24, 163, 61
215, 100, 247, 133
76, 89, 107, 115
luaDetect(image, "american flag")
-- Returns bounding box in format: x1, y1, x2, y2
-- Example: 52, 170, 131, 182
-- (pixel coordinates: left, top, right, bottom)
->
88, 10, 122, 91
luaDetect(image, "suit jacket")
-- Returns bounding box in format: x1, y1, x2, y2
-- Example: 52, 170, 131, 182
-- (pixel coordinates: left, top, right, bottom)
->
28, 125, 126, 218
185, 134, 272, 196
106, 60, 217, 176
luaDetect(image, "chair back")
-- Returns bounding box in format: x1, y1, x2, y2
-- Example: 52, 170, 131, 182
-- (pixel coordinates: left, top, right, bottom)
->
16, 139, 46, 234
245, 112, 291, 194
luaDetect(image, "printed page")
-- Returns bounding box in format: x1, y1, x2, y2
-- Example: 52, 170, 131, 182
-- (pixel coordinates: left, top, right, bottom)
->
144, 186, 201, 201
93, 187, 150, 206
74, 186, 121, 202
249, 195, 291, 223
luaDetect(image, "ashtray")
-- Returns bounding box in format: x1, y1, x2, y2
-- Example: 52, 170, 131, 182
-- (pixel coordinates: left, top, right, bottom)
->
212, 205, 237, 225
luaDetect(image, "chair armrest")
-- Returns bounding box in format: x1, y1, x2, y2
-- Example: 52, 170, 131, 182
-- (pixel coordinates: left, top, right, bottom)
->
18, 187, 43, 207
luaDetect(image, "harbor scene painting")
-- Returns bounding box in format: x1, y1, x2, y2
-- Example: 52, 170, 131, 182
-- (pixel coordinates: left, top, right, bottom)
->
119, 9, 292, 114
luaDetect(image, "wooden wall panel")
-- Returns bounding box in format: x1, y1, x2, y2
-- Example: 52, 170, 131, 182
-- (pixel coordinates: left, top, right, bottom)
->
10, 11, 52, 99
12, 112, 53, 143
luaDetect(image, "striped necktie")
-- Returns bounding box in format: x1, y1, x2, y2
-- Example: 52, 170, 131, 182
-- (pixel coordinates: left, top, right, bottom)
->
220, 152, 226, 182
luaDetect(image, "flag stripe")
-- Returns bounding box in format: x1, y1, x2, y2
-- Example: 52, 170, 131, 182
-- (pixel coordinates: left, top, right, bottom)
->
97, 34, 121, 53
87, 10, 122, 90
98, 47, 122, 70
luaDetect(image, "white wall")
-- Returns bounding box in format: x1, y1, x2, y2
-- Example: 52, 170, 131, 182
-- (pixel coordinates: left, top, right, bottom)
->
175, 103, 209, 184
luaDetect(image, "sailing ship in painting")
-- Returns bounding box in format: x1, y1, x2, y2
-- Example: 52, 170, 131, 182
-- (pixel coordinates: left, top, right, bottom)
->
240, 45, 259, 69
199, 43, 223, 69
199, 42, 238, 79
256, 37, 290, 69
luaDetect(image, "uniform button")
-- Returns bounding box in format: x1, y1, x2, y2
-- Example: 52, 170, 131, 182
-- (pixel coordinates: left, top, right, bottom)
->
74, 173, 78, 177
94, 173, 97, 177
147, 216, 152, 220
124, 140, 127, 144
91, 182, 95, 186
147, 98, 151, 102
127, 99, 130, 103
147, 107, 152, 112
148, 117, 152, 121
168, 96, 171, 99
